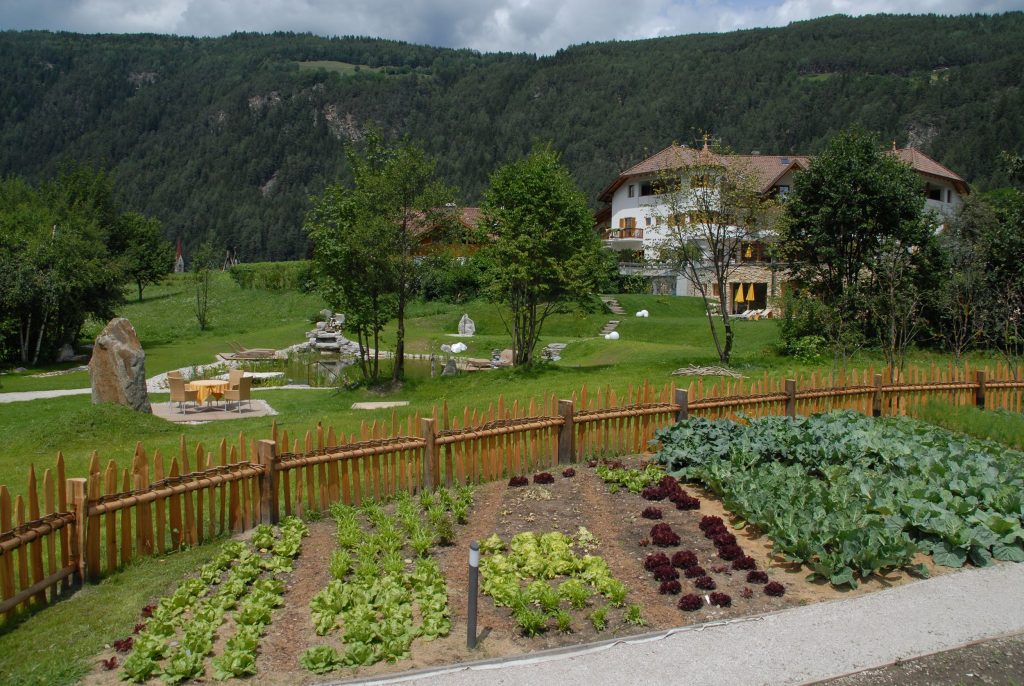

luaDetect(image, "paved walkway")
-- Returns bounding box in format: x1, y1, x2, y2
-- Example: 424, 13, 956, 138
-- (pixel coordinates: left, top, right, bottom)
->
331, 562, 1024, 686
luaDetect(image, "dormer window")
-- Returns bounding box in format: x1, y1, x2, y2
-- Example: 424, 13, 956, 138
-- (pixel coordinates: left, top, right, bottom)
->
627, 184, 635, 198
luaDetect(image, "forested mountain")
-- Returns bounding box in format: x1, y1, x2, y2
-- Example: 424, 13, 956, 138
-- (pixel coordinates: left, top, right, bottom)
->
2, 13, 1023, 261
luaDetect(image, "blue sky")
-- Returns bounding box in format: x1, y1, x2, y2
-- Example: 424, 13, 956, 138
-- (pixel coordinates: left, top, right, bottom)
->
1, 0, 1022, 55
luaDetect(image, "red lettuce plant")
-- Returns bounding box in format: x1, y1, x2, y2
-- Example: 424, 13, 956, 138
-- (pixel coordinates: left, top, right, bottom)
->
659, 475, 679, 489
740, 586, 754, 599
141, 604, 156, 618
133, 622, 146, 634
113, 637, 133, 653
712, 532, 737, 547
562, 467, 576, 478
717, 544, 743, 561
704, 523, 728, 539
533, 472, 555, 484
673, 494, 701, 510
678, 594, 703, 611
644, 552, 671, 571
671, 550, 698, 569
638, 538, 650, 547
699, 515, 723, 532
684, 565, 707, 578
653, 564, 679, 581
586, 459, 598, 468
101, 657, 118, 670
508, 475, 528, 487
659, 579, 682, 595
641, 507, 663, 520
764, 581, 786, 597
732, 556, 756, 571
649, 523, 680, 546
709, 592, 732, 607
746, 571, 769, 584
694, 575, 717, 590
641, 485, 666, 501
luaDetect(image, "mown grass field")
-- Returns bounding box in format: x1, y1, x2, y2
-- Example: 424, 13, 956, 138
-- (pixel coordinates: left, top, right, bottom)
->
0, 273, 1012, 501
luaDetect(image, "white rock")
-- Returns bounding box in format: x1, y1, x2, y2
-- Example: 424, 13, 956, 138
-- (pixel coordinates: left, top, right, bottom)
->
608, 331, 620, 340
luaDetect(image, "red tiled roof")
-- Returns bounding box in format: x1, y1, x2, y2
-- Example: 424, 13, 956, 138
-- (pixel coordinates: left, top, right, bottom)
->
891, 147, 969, 192
597, 144, 810, 201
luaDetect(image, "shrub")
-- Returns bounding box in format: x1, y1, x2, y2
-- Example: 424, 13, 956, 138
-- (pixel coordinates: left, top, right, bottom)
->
678, 594, 703, 611
671, 550, 698, 569
746, 571, 769, 584
694, 575, 716, 590
649, 523, 680, 547
709, 592, 732, 607
533, 472, 555, 485
684, 565, 707, 579
641, 507, 663, 520
229, 260, 314, 292
508, 476, 528, 487
644, 552, 670, 571
764, 581, 786, 597
653, 565, 679, 582
659, 579, 682, 595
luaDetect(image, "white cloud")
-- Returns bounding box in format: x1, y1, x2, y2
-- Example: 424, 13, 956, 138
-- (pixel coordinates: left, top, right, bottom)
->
1, 0, 1021, 54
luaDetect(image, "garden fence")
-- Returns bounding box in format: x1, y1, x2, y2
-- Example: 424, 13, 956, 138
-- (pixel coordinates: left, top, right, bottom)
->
1, 362, 1021, 621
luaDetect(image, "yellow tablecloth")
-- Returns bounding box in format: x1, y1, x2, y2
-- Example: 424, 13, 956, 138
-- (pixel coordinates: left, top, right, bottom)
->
188, 379, 229, 405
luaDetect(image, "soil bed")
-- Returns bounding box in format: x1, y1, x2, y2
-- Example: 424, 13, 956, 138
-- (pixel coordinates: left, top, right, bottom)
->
82, 454, 945, 684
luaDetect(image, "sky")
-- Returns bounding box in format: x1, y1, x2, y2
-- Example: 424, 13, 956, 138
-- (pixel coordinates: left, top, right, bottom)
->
2, 0, 1022, 55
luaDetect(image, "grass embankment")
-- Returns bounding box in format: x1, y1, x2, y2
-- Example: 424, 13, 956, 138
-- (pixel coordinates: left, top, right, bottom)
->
0, 540, 224, 686
916, 400, 1024, 450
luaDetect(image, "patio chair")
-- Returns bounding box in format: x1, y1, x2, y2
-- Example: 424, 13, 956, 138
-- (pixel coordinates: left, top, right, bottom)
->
223, 376, 252, 413
169, 376, 198, 413
228, 368, 245, 389
229, 341, 277, 357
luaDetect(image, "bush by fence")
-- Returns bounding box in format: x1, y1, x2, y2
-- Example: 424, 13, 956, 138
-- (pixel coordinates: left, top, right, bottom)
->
1, 362, 1021, 623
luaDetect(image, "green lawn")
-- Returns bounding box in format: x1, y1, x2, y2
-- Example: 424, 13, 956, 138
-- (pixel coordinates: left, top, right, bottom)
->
0, 277, 1010, 502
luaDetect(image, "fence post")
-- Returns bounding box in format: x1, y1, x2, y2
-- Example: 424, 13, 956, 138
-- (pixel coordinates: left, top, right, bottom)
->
67, 478, 86, 586
421, 418, 438, 490
557, 400, 575, 464
675, 388, 689, 422
785, 379, 796, 418
872, 373, 883, 417
975, 370, 987, 410
84, 473, 101, 583
257, 440, 279, 525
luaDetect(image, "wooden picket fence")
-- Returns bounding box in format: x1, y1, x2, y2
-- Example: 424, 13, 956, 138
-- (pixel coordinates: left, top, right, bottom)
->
1, 362, 1021, 622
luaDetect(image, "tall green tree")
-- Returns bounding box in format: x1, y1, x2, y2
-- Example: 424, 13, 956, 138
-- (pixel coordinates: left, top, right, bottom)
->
479, 146, 606, 366
306, 133, 455, 383
0, 175, 122, 364
779, 127, 929, 309
120, 212, 174, 301
348, 132, 457, 381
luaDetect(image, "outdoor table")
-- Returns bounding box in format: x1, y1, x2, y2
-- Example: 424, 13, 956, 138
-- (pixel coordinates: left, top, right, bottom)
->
188, 379, 229, 406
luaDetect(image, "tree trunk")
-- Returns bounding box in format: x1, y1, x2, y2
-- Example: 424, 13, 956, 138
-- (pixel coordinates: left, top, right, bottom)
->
393, 293, 405, 382
138, 280, 144, 302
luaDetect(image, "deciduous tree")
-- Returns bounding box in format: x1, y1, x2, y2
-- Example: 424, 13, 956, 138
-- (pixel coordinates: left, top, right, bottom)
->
479, 146, 606, 366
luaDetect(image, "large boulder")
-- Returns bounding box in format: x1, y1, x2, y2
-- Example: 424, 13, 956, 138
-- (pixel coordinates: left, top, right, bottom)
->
89, 318, 151, 413
458, 313, 476, 336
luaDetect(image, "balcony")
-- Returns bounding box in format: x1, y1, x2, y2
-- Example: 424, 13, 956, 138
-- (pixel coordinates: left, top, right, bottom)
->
601, 227, 645, 250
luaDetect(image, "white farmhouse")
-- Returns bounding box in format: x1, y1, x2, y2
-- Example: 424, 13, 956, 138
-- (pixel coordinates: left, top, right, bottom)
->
596, 141, 969, 310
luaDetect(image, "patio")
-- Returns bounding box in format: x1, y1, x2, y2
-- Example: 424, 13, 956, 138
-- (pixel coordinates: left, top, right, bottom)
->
151, 398, 278, 423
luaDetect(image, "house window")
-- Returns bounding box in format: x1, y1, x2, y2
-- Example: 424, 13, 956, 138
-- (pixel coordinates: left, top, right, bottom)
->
618, 217, 636, 229
645, 216, 652, 226
926, 187, 942, 201
627, 184, 635, 198
711, 283, 720, 297
640, 181, 655, 196
776, 185, 790, 200
946, 189, 952, 203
